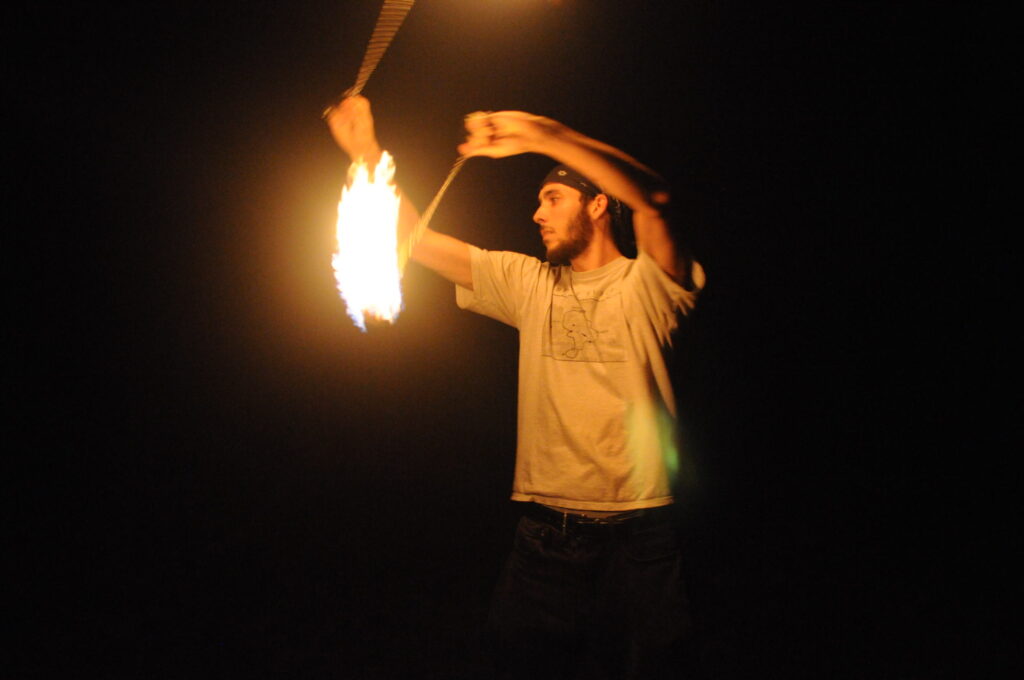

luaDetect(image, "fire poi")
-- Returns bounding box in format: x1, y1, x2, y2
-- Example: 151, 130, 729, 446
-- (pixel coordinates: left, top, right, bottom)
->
331, 151, 403, 331
325, 0, 468, 332
325, 0, 416, 331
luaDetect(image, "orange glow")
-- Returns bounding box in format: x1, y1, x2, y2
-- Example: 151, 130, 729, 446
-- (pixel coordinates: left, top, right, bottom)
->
332, 151, 403, 331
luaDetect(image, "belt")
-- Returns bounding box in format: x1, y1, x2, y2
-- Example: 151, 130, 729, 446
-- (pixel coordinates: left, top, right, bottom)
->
524, 502, 669, 535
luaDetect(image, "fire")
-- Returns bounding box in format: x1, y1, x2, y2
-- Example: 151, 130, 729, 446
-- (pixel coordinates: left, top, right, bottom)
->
332, 151, 404, 331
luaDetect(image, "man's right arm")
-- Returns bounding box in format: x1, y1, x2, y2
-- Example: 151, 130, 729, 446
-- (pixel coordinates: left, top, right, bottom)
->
326, 96, 473, 290
399, 196, 473, 290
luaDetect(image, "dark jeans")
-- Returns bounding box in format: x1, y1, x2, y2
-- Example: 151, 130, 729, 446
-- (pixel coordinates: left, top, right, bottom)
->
487, 505, 693, 679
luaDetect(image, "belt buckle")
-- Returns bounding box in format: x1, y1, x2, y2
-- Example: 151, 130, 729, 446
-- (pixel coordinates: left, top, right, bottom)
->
573, 511, 630, 529
593, 509, 644, 526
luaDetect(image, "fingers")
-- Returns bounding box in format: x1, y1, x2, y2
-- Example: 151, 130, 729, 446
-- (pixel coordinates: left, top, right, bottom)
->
324, 96, 373, 136
463, 110, 534, 135
324, 102, 544, 160
323, 95, 371, 132
324, 95, 380, 161
464, 110, 493, 133
459, 111, 545, 158
460, 111, 498, 157
340, 95, 371, 116
326, 95, 371, 124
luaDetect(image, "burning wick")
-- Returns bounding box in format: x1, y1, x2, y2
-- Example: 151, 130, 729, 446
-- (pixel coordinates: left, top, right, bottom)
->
332, 151, 404, 331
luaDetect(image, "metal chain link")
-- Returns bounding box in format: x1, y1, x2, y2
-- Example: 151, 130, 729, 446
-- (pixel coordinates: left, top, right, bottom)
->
399, 155, 468, 273
322, 0, 416, 118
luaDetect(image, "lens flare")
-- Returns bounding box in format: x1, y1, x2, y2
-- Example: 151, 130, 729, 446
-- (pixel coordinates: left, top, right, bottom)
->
332, 151, 403, 331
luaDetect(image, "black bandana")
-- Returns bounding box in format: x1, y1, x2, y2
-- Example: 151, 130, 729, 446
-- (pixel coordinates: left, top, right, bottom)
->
540, 164, 602, 197
540, 164, 635, 257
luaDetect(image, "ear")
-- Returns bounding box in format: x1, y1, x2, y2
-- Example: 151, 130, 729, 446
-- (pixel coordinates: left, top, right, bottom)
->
588, 193, 609, 220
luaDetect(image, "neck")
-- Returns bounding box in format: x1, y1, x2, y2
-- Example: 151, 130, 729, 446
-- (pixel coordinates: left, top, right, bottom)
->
570, 237, 623, 272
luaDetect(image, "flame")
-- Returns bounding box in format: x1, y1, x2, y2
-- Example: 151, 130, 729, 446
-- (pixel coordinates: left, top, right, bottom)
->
332, 151, 403, 331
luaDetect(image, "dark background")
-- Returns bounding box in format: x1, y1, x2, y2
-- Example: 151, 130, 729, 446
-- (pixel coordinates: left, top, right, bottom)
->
12, 1, 1007, 678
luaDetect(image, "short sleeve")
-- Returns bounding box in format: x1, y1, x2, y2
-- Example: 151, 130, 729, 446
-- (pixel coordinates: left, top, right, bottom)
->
456, 246, 548, 328
624, 250, 705, 344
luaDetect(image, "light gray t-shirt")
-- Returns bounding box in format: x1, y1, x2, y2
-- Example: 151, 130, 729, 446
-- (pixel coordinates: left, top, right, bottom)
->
457, 247, 703, 511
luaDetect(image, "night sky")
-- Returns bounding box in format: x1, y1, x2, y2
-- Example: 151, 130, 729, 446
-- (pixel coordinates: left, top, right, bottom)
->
14, 2, 1004, 678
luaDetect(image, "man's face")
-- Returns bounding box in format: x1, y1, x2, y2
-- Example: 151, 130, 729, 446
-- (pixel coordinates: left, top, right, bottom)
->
534, 183, 594, 266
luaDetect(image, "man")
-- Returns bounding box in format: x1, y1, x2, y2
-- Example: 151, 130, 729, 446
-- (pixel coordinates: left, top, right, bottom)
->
327, 96, 704, 678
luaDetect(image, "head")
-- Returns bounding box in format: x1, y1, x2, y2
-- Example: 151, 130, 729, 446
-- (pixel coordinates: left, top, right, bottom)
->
534, 165, 633, 266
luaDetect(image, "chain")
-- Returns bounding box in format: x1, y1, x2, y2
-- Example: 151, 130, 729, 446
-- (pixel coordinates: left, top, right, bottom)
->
322, 0, 416, 119
321, 0, 468, 274
399, 155, 469, 273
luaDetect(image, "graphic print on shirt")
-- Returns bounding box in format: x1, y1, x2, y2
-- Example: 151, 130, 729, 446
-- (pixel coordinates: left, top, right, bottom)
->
543, 284, 627, 363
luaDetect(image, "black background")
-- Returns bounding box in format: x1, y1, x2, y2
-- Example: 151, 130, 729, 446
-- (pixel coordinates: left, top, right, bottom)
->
12, 1, 1008, 678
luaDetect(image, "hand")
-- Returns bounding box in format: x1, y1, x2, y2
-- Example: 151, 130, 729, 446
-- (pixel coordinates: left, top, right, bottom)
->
324, 95, 382, 162
457, 110, 565, 159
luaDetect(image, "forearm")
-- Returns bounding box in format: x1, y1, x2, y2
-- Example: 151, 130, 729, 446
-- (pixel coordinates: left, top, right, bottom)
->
411, 227, 474, 290
535, 126, 665, 215
540, 127, 685, 280
396, 194, 473, 290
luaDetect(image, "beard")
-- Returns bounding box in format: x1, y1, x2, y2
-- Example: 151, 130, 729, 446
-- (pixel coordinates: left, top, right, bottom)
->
545, 206, 595, 266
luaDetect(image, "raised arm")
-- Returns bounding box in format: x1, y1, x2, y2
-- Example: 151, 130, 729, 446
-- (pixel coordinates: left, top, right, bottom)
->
325, 97, 474, 289
458, 111, 693, 283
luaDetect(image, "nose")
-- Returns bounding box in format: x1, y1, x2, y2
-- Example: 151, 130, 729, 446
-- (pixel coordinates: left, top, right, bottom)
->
533, 205, 546, 225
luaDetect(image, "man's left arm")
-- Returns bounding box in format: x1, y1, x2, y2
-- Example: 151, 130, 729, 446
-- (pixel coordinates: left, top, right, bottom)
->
458, 111, 697, 285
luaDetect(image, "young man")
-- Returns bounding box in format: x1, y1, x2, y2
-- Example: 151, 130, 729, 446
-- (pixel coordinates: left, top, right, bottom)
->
327, 96, 704, 678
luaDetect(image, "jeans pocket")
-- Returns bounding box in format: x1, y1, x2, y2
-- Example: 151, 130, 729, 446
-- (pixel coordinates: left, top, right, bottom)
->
513, 515, 552, 556
621, 523, 680, 562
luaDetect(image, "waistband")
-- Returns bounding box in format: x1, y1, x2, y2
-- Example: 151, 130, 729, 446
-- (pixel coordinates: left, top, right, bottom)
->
524, 502, 671, 535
